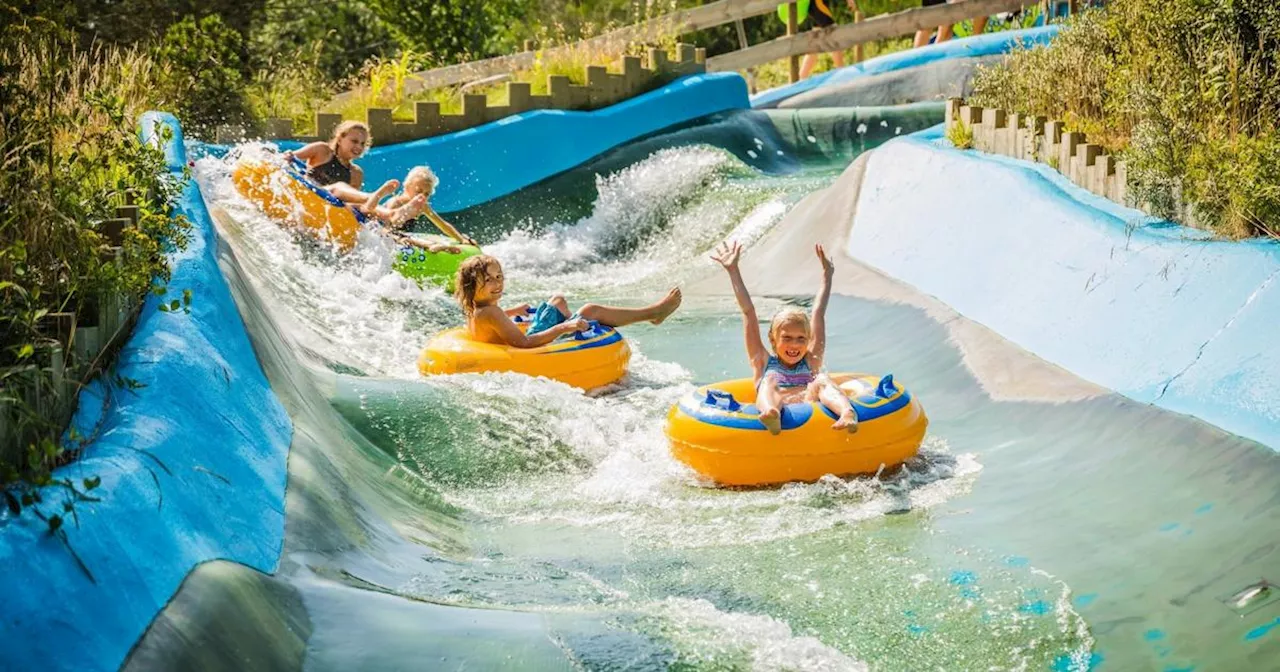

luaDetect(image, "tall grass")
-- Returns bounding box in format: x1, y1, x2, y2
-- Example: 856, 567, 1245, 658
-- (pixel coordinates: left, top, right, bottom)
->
1, 21, 188, 492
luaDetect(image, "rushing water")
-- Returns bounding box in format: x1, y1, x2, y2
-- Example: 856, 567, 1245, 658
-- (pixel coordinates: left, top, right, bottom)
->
167, 114, 1280, 671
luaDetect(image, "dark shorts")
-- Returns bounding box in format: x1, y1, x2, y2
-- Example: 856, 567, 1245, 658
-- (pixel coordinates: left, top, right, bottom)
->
922, 0, 947, 6
811, 0, 835, 26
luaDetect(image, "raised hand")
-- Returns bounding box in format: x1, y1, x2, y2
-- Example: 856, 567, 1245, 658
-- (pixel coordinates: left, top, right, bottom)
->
816, 244, 834, 281
711, 240, 743, 271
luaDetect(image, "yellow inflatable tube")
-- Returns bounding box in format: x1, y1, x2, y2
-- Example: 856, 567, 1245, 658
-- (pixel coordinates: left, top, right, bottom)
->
418, 320, 632, 391
667, 373, 927, 486
231, 158, 363, 252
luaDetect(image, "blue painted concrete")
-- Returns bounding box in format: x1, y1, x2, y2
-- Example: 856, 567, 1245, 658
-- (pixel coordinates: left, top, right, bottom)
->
848, 136, 1280, 451
254, 72, 749, 213
0, 112, 292, 671
751, 26, 1060, 109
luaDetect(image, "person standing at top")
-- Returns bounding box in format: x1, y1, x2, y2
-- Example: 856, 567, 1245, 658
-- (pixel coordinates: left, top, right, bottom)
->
799, 0, 864, 80
914, 0, 989, 48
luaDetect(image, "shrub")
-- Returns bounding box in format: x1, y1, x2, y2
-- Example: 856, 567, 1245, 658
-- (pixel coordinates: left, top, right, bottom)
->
971, 0, 1280, 237
152, 14, 253, 138
1, 18, 189, 503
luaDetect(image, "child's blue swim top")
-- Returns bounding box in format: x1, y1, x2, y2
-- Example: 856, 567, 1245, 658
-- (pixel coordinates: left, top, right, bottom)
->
761, 355, 815, 389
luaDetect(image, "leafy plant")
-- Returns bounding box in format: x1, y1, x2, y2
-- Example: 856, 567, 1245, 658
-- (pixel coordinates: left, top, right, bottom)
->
1, 14, 189, 517
971, 0, 1280, 237
151, 14, 253, 137
947, 120, 974, 149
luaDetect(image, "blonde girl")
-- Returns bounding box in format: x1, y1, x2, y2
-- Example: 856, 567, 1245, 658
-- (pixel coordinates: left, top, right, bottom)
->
361, 165, 478, 245
711, 240, 858, 435
285, 120, 369, 193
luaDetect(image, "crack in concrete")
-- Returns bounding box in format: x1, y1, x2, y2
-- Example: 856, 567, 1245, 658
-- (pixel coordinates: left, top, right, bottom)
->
1156, 267, 1280, 400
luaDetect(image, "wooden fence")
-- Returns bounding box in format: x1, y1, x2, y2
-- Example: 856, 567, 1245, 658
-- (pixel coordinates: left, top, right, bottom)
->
1, 207, 142, 463
241, 44, 706, 145
333, 0, 1055, 112
945, 98, 1150, 217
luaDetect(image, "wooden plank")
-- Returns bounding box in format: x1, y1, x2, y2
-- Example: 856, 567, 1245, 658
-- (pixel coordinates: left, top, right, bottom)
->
787, 1, 799, 83
707, 0, 1035, 72
330, 0, 783, 107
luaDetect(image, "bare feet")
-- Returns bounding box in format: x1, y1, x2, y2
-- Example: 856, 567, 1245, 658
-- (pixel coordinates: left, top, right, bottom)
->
364, 179, 399, 211
387, 194, 427, 227
832, 410, 859, 433
759, 407, 782, 435
649, 287, 682, 325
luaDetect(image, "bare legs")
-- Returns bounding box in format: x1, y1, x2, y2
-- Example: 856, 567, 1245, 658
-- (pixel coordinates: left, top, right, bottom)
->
544, 288, 683, 328
799, 50, 846, 80
757, 373, 786, 435
324, 180, 427, 227
808, 373, 858, 432
757, 373, 858, 436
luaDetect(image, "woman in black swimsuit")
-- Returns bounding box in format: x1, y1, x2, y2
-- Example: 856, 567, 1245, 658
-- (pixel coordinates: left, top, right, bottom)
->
285, 120, 370, 203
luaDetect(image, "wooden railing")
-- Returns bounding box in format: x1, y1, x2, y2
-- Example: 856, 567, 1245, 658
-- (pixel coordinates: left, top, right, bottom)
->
707, 0, 1038, 73
338, 0, 1055, 107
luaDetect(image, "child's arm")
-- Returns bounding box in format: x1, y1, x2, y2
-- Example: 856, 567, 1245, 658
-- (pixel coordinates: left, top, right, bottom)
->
424, 207, 479, 246
476, 306, 586, 349
711, 241, 768, 373
809, 244, 835, 366
284, 141, 329, 165
503, 304, 532, 317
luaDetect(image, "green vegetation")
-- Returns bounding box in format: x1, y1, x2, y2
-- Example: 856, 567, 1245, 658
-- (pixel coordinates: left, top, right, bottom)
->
1, 14, 190, 509
971, 0, 1280, 238
946, 119, 974, 149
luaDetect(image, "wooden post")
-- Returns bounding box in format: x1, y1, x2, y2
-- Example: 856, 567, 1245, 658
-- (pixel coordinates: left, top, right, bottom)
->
853, 10, 865, 63
506, 82, 532, 114
549, 75, 572, 108
462, 94, 487, 127
735, 17, 756, 94
787, 1, 799, 84
944, 98, 961, 133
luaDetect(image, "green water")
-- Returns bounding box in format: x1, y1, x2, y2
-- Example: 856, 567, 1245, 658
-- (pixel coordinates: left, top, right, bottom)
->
153, 114, 1280, 671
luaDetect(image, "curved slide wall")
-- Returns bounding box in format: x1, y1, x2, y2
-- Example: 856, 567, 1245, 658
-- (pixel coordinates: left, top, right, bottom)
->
0, 112, 292, 672
0, 74, 749, 672
848, 136, 1280, 451
750, 26, 1059, 109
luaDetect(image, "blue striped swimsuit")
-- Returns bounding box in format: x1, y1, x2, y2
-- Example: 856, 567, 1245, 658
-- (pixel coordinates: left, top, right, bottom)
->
760, 355, 815, 390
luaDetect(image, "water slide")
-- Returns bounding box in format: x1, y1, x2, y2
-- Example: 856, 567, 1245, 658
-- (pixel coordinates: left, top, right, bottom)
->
4, 27, 1279, 672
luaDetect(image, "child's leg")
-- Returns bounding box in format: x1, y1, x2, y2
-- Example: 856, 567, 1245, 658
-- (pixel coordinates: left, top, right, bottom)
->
756, 373, 784, 435
547, 294, 571, 318
381, 195, 427, 227
324, 182, 370, 204
799, 53, 820, 79
814, 375, 858, 432
360, 180, 399, 213
576, 288, 682, 327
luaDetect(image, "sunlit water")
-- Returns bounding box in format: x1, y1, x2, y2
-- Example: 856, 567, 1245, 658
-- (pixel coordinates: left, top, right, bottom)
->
188, 131, 1279, 671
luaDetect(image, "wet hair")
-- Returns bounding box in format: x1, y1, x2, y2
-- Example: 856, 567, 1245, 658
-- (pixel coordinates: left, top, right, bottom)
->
330, 120, 370, 157
768, 308, 812, 347
405, 165, 438, 196
455, 254, 500, 317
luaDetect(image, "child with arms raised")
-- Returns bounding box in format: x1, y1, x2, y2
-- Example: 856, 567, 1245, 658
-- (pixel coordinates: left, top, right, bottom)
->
710, 240, 858, 435
454, 255, 681, 348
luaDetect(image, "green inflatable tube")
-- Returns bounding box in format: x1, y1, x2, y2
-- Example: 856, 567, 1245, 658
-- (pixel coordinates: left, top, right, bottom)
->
392, 234, 482, 289
777, 0, 811, 25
